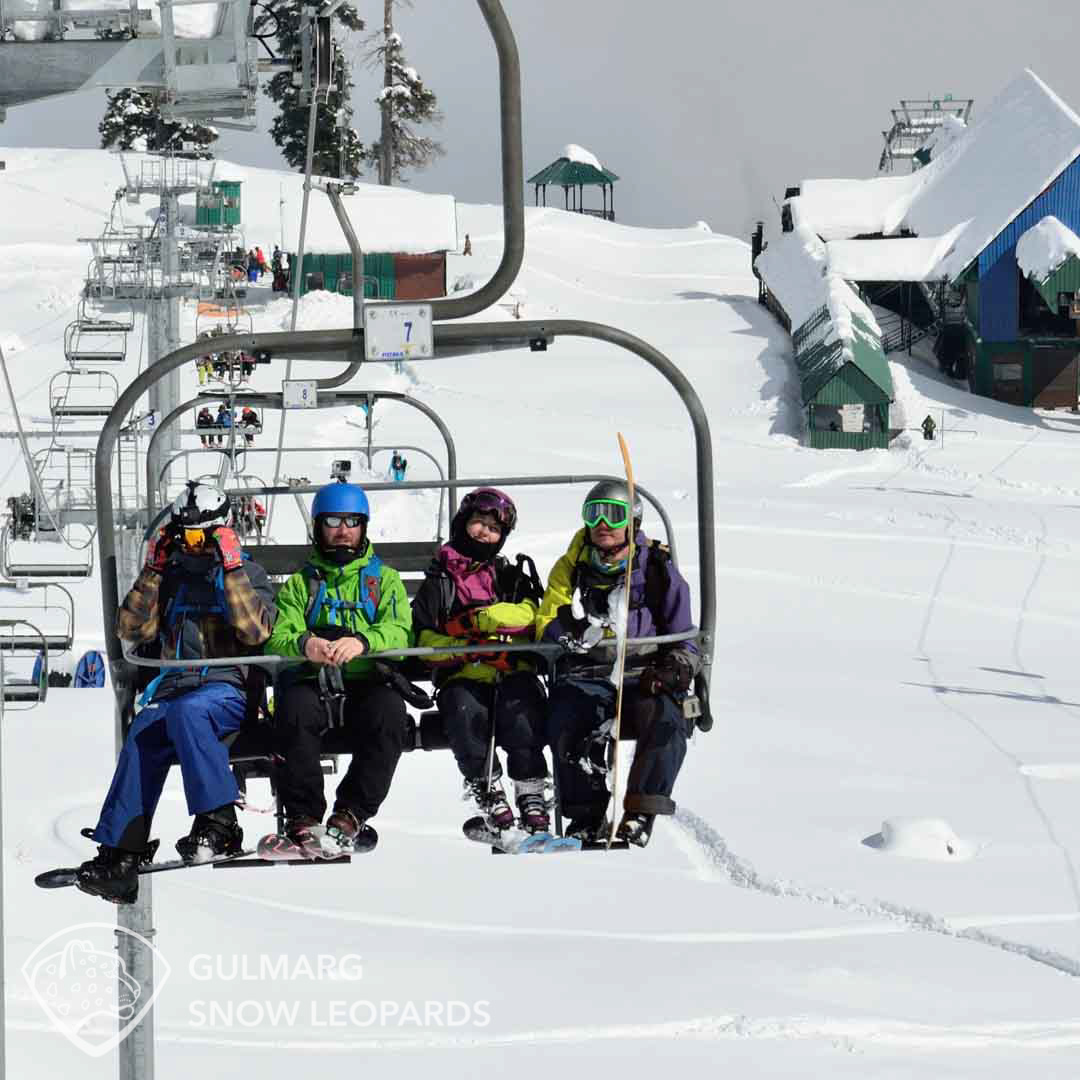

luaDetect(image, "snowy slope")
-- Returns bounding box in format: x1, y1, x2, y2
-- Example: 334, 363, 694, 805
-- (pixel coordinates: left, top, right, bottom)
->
4, 149, 1080, 1078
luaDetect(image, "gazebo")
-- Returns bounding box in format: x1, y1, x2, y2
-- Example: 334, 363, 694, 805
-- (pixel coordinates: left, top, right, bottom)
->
528, 144, 619, 221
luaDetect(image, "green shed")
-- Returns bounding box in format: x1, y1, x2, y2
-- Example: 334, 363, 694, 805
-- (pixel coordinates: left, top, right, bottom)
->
196, 180, 242, 229
292, 253, 396, 299
794, 307, 894, 450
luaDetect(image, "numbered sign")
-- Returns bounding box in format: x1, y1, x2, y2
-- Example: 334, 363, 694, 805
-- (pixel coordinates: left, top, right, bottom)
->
363, 304, 434, 362
283, 379, 318, 410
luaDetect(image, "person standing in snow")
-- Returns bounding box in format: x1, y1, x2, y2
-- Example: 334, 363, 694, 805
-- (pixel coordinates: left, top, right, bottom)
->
73, 482, 276, 903
264, 483, 412, 854
411, 488, 549, 834
538, 481, 699, 847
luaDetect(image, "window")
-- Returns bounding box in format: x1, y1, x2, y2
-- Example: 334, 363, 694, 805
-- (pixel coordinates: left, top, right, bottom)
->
1019, 272, 1073, 336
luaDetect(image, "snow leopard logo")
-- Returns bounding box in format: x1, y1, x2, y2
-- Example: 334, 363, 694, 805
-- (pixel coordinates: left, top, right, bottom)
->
22, 923, 172, 1057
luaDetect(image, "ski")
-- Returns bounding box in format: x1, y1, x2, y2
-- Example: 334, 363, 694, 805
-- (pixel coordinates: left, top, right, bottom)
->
35, 848, 257, 890
462, 816, 582, 854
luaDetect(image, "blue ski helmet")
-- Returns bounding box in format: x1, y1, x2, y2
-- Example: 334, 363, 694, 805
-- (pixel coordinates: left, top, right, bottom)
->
311, 483, 370, 564
312, 482, 370, 521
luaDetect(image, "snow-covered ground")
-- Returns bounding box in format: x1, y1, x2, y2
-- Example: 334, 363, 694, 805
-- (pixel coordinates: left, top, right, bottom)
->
5, 148, 1080, 1077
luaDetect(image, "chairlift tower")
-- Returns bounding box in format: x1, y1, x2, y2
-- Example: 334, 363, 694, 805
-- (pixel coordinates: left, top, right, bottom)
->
879, 95, 974, 173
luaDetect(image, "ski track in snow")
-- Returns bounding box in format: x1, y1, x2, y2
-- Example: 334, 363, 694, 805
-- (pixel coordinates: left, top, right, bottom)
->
671, 809, 1080, 978
15, 1012, 1080, 1054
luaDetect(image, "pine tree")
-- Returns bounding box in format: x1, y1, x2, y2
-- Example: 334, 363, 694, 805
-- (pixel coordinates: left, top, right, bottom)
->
257, 2, 367, 178
98, 88, 218, 157
368, 3, 443, 184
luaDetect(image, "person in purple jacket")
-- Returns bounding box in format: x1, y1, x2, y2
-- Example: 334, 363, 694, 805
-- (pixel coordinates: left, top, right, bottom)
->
536, 481, 699, 847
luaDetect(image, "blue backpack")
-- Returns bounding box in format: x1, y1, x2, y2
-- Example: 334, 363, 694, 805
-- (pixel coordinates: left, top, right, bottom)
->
74, 649, 106, 688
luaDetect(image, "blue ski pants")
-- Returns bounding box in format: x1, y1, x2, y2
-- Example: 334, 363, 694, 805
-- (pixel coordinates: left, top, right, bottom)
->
545, 677, 688, 823
93, 681, 246, 851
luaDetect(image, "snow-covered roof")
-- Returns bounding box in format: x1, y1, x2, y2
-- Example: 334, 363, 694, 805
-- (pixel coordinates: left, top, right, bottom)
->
273, 178, 457, 255
1015, 215, 1080, 282
754, 224, 880, 341
563, 144, 603, 170
790, 70, 1080, 281
790, 175, 917, 242
827, 227, 965, 282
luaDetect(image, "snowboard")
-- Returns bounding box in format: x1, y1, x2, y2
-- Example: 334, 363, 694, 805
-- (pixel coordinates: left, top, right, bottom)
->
462, 816, 583, 854
35, 848, 256, 890
256, 823, 378, 862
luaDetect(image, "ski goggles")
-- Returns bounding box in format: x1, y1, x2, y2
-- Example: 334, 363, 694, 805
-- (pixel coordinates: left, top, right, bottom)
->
461, 488, 517, 532
582, 499, 631, 529
321, 514, 365, 529
181, 527, 208, 549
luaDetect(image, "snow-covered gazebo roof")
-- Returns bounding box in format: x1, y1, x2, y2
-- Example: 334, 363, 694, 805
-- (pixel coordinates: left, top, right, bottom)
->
527, 144, 619, 187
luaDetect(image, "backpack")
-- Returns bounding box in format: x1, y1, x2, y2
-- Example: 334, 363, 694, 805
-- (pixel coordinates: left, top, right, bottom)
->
570, 539, 672, 620
74, 649, 106, 688
301, 556, 383, 631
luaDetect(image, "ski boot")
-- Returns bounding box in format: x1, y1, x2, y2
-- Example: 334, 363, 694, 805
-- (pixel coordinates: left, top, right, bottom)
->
464, 775, 515, 831
513, 777, 550, 833
176, 804, 244, 864
325, 808, 379, 853
616, 813, 655, 848
75, 845, 145, 905
565, 814, 609, 845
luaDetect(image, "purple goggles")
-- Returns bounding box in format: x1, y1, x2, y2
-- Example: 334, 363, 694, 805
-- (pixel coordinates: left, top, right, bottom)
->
459, 487, 517, 532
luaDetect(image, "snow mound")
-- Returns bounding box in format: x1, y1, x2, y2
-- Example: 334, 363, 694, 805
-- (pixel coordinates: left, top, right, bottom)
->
862, 817, 976, 862
563, 143, 603, 170
1015, 215, 1080, 282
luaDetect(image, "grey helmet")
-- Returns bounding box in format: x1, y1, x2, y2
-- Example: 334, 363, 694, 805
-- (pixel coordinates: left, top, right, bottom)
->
582, 479, 643, 530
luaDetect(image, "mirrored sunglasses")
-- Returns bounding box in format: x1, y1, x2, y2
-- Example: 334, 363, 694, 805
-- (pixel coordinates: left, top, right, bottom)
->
582, 499, 630, 529
322, 514, 365, 528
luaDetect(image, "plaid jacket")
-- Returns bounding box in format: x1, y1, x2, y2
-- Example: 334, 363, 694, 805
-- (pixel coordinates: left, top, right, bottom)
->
118, 550, 276, 700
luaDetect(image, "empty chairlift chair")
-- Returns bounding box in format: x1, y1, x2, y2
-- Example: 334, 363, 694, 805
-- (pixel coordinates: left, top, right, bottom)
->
63, 301, 134, 367
49, 369, 120, 425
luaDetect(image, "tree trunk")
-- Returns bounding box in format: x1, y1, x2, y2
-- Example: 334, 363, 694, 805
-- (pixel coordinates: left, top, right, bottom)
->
379, 0, 393, 186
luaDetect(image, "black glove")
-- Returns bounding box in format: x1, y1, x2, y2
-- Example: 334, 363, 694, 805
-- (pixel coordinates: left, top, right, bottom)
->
555, 603, 589, 639
638, 653, 693, 696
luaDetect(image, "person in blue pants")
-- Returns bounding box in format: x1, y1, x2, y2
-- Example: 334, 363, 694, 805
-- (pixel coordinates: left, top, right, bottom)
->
75, 482, 276, 904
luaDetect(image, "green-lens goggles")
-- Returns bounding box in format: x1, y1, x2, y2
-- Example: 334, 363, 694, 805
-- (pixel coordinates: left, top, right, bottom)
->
582, 499, 630, 529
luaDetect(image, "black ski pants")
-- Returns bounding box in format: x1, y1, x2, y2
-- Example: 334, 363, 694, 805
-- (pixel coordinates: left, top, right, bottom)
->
438, 671, 547, 782
545, 677, 689, 823
274, 678, 405, 822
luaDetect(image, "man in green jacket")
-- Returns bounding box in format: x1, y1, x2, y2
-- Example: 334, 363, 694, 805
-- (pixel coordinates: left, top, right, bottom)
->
266, 483, 411, 853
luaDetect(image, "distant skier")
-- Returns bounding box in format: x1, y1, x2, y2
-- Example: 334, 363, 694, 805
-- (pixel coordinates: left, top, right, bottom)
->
411, 488, 548, 835
538, 481, 700, 847
264, 484, 412, 856
390, 451, 407, 483
215, 402, 232, 446
72, 482, 275, 903
463, 233, 472, 256
240, 406, 260, 445
247, 249, 259, 283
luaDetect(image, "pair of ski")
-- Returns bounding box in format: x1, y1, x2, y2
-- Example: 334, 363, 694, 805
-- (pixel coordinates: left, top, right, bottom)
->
462, 816, 582, 854
35, 825, 378, 891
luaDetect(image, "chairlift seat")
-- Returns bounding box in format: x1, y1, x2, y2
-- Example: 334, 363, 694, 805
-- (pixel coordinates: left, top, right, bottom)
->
3, 564, 91, 579
77, 319, 134, 334
50, 405, 114, 417
0, 634, 72, 653
3, 682, 42, 703
66, 352, 126, 365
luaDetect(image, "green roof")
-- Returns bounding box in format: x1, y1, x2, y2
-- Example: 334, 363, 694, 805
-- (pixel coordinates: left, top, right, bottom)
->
793, 308, 893, 405
527, 158, 620, 187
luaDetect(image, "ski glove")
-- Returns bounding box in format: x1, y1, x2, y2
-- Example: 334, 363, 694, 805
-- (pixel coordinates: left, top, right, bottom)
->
638, 652, 693, 696
444, 612, 483, 640
144, 527, 173, 574
210, 526, 244, 571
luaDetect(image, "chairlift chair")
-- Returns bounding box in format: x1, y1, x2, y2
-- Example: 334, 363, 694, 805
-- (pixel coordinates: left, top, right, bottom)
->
64, 301, 134, 366
0, 525, 95, 580
0, 582, 75, 655
49, 368, 120, 421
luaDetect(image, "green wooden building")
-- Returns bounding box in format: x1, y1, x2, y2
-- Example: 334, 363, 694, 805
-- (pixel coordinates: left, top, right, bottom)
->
794, 306, 894, 449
